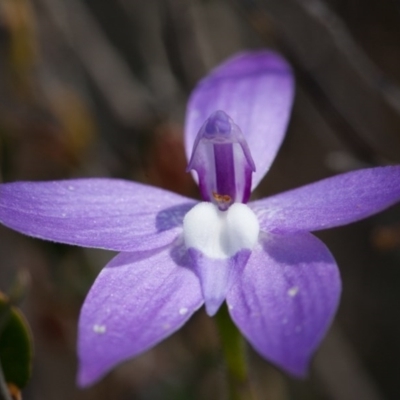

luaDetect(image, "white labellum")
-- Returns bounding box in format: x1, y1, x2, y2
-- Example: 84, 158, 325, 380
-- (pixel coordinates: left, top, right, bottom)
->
183, 202, 259, 259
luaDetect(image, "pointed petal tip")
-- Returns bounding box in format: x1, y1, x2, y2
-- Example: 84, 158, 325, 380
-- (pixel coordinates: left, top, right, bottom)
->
186, 246, 251, 319
207, 50, 293, 81
281, 359, 309, 380
205, 298, 224, 316
77, 362, 114, 388
76, 374, 89, 389
295, 367, 309, 380
76, 366, 99, 388
251, 337, 312, 379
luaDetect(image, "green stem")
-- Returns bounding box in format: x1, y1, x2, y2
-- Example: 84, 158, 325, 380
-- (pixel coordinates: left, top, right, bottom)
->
215, 304, 255, 400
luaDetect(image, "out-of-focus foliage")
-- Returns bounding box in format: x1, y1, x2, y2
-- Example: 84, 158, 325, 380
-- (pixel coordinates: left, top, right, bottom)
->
0, 293, 33, 398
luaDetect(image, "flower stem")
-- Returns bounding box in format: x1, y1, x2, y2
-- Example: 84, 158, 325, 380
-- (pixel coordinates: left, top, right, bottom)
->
215, 304, 255, 400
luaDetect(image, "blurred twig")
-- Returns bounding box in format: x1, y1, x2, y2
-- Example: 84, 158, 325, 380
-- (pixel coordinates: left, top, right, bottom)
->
315, 325, 384, 400
162, 0, 208, 91
234, 0, 400, 163
37, 0, 156, 128
0, 0, 38, 96
116, 0, 184, 113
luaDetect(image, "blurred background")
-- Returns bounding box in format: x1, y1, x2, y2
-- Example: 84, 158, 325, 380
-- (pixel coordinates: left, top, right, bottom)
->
0, 0, 400, 399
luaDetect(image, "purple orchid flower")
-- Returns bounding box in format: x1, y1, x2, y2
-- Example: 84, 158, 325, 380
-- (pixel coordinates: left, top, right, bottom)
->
1, 51, 400, 387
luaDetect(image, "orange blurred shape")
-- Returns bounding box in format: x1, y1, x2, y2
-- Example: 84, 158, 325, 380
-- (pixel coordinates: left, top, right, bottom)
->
147, 122, 198, 197
372, 224, 400, 251
7, 383, 21, 400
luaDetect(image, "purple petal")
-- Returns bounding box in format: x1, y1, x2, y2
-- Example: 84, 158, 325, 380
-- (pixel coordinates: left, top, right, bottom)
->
77, 243, 203, 387
227, 232, 340, 377
251, 166, 400, 233
0, 179, 195, 251
185, 51, 294, 189
188, 248, 250, 316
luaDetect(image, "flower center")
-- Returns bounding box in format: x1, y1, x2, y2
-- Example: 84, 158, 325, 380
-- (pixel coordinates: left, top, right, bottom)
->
183, 202, 260, 259
187, 110, 255, 211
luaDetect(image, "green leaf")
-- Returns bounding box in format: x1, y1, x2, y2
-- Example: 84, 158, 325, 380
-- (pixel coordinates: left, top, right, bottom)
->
0, 295, 33, 389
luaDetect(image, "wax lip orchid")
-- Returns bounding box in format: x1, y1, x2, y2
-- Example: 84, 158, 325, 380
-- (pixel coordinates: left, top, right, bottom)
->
1, 51, 400, 387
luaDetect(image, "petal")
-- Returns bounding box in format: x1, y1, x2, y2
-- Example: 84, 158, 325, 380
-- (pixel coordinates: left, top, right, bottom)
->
227, 232, 341, 377
251, 166, 400, 233
77, 242, 203, 387
188, 248, 250, 317
0, 179, 195, 251
185, 51, 294, 189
